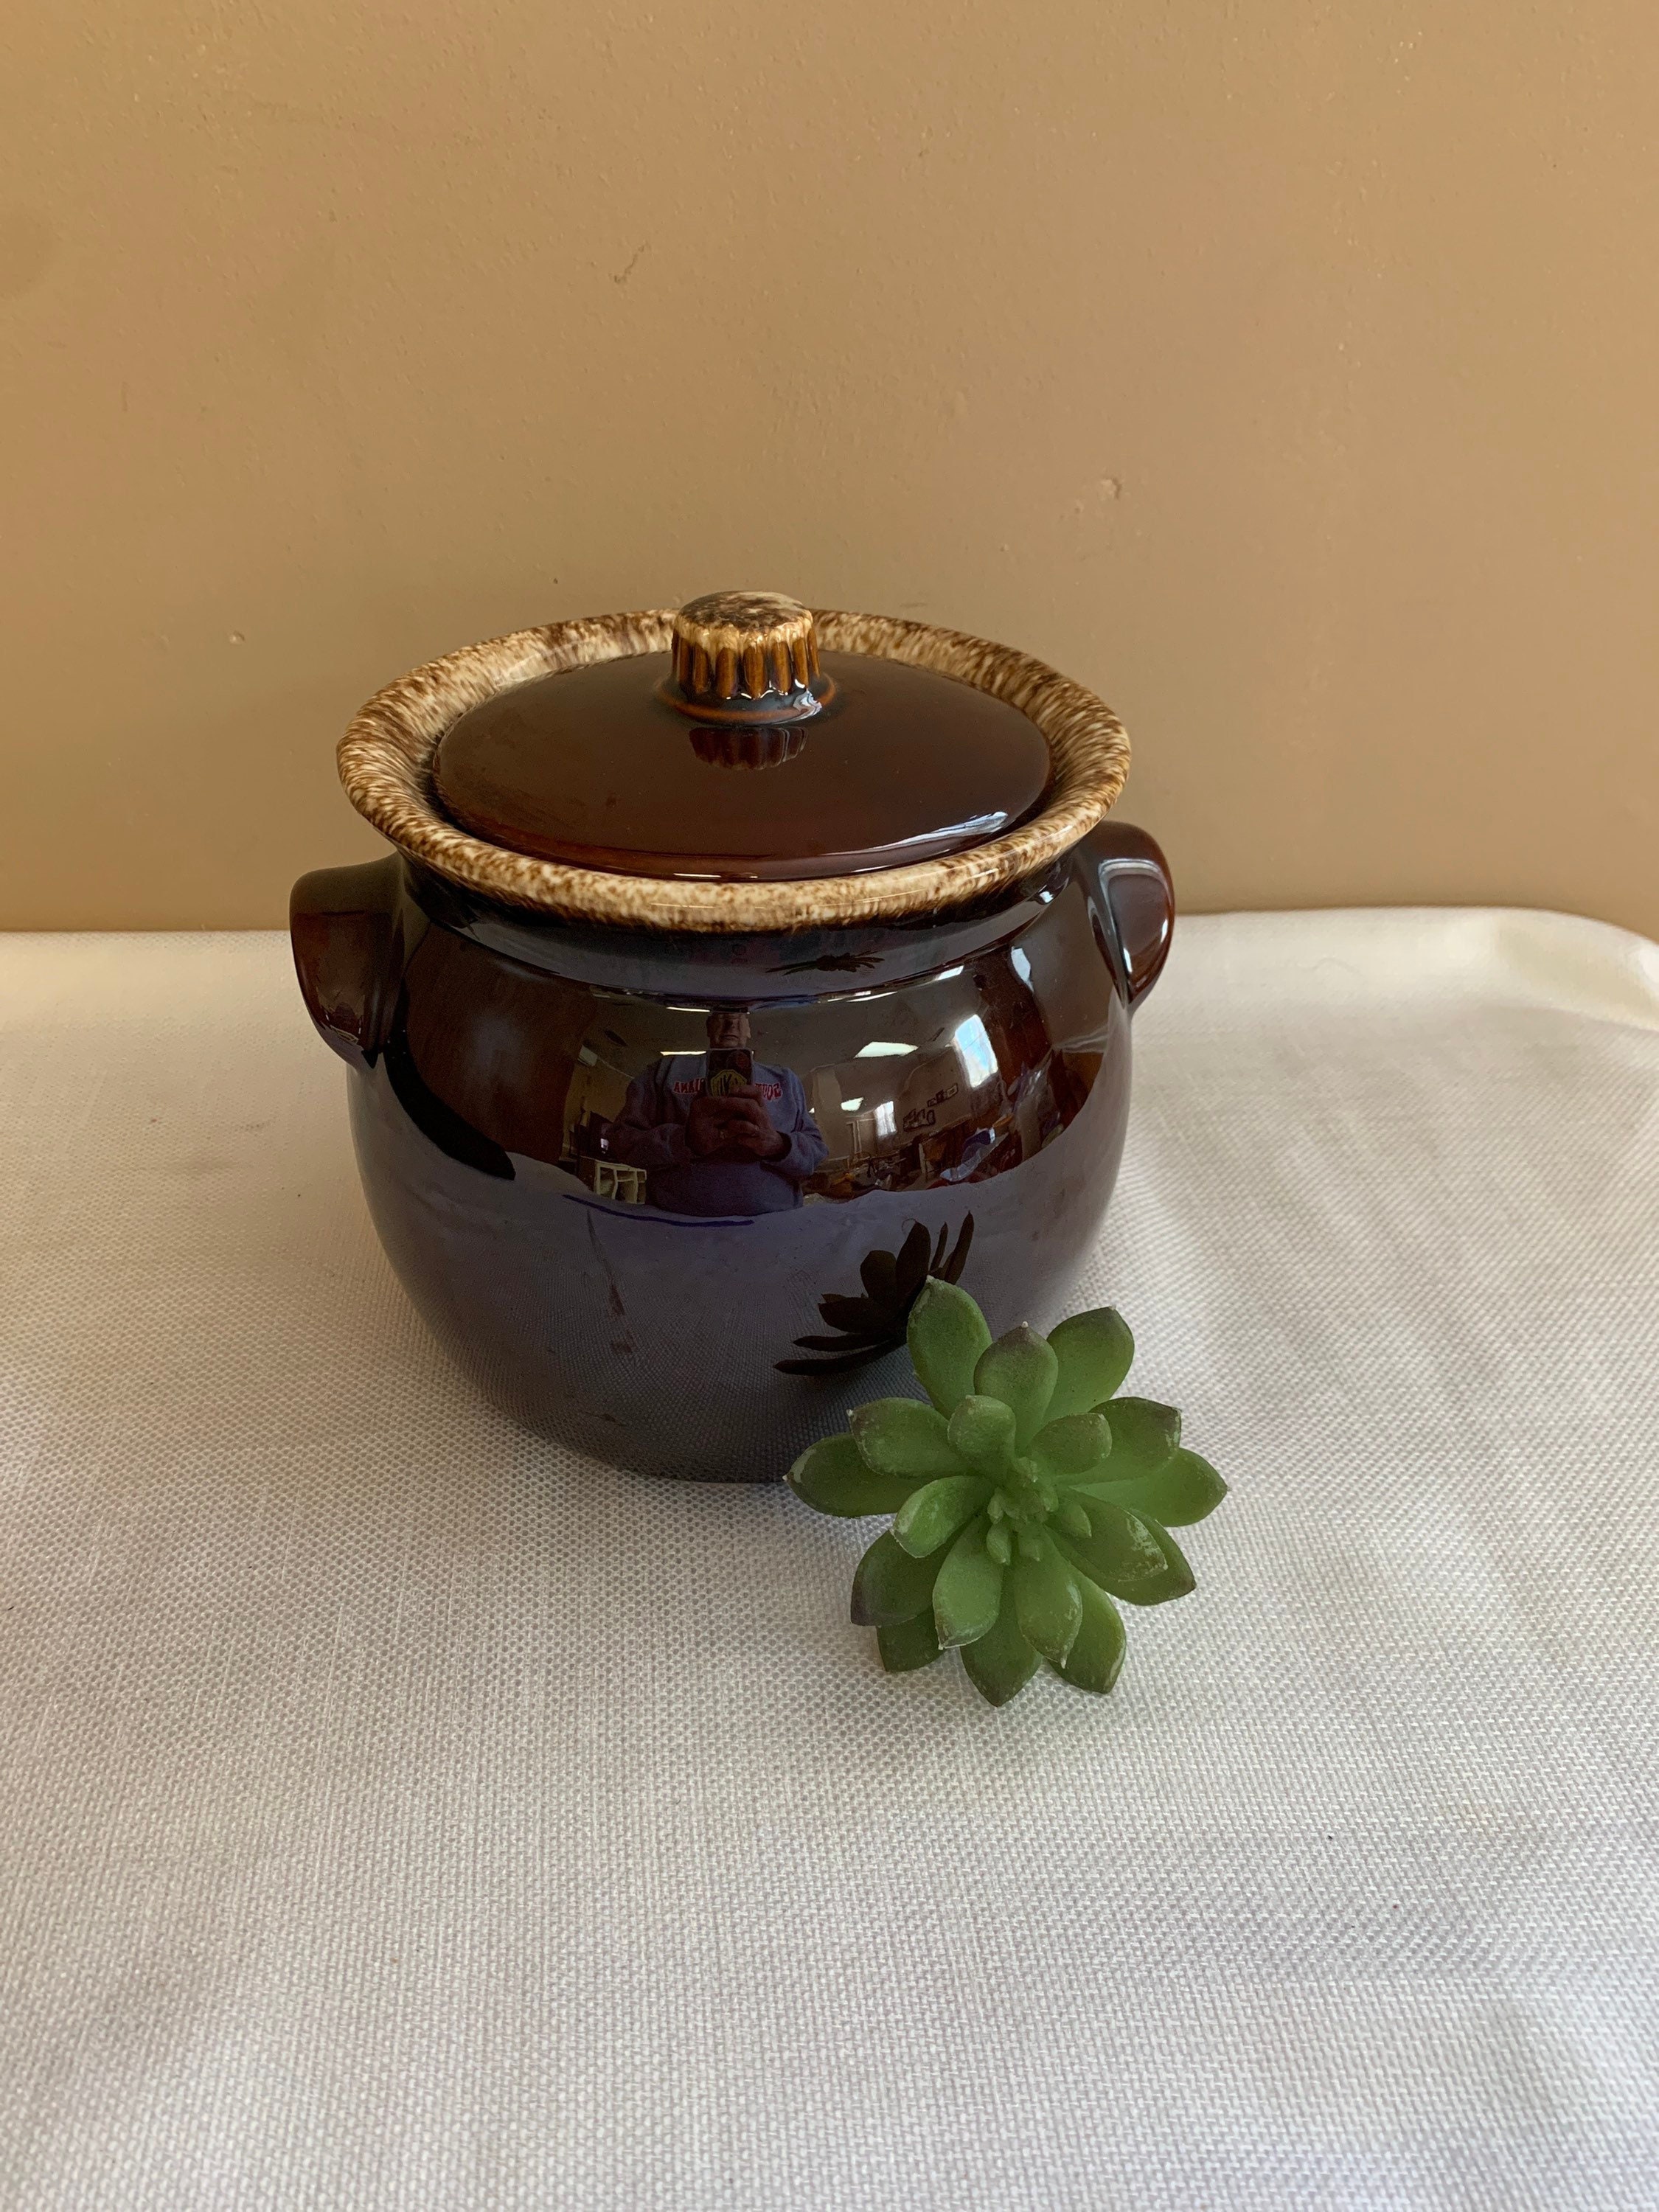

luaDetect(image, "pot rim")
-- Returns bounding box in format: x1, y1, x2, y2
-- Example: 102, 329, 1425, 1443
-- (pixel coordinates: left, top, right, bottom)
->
336, 607, 1130, 934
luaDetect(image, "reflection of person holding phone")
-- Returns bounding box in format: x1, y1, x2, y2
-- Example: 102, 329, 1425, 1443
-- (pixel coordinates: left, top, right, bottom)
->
608, 1010, 827, 1216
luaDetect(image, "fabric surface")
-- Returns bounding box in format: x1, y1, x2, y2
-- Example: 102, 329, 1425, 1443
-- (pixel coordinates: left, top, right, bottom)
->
1, 908, 1656, 2212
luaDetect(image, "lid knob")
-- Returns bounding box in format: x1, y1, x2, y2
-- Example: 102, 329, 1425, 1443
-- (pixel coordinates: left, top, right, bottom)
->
668, 591, 825, 722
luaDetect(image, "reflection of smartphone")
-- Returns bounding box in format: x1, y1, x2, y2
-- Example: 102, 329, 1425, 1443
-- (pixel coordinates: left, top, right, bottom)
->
706, 1047, 754, 1097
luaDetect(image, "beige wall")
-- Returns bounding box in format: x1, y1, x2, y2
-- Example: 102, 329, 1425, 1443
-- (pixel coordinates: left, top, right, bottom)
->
3, 3, 1656, 936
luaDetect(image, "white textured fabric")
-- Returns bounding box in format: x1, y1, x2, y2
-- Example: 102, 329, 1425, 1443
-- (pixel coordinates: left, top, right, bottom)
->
2, 910, 1657, 2211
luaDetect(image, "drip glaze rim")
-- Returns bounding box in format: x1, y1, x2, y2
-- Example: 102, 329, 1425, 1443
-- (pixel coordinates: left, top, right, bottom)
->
336, 607, 1130, 934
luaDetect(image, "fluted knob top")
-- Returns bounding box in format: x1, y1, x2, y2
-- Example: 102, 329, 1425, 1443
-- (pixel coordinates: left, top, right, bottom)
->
669, 591, 823, 717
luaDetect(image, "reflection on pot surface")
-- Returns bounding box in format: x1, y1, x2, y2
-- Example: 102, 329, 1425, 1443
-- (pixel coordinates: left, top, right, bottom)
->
776, 1216, 976, 1377
546, 952, 1089, 1219
291, 821, 1171, 1480
606, 1008, 826, 1217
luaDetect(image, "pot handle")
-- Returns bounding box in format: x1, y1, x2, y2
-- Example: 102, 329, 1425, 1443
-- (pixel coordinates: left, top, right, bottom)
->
290, 856, 406, 1068
1076, 821, 1174, 1010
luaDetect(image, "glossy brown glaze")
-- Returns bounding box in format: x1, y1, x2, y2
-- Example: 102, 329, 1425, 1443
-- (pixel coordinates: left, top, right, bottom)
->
431, 648, 1054, 882
291, 823, 1173, 1481
338, 608, 1130, 933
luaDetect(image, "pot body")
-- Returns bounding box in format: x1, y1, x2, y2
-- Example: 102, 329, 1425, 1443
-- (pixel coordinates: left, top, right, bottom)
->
291, 827, 1172, 1481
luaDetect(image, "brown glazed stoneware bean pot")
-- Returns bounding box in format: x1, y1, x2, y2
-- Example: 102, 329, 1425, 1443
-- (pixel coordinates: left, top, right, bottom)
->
291, 592, 1172, 1481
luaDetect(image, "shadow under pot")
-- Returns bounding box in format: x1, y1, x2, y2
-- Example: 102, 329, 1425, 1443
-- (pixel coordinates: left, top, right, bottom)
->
292, 590, 1172, 1482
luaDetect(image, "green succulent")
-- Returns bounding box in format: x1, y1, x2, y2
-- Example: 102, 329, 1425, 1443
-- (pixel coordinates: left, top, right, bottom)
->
787, 1280, 1228, 1707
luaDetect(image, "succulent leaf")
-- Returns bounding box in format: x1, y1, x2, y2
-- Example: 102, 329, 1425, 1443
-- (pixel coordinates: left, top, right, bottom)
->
894, 1475, 993, 1559
946, 1393, 1019, 1472
1054, 1495, 1093, 1540
1092, 1396, 1180, 1473
1011, 1531, 1083, 1664
1053, 1578, 1127, 1694
788, 1433, 923, 1517
960, 1585, 1040, 1706
877, 1610, 942, 1674
1029, 1411, 1112, 1480
973, 1324, 1059, 1445
1057, 1498, 1169, 1590
908, 1279, 993, 1416
1136, 1520, 1197, 1604
985, 1519, 1013, 1565
933, 1518, 1004, 1647
851, 1531, 947, 1626
1082, 1447, 1228, 1527
1059, 1503, 1196, 1607
850, 1397, 961, 1478
1044, 1308, 1134, 1422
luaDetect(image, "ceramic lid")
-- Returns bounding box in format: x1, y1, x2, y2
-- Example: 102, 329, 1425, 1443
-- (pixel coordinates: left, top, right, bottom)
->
337, 599, 1130, 933
430, 591, 1054, 884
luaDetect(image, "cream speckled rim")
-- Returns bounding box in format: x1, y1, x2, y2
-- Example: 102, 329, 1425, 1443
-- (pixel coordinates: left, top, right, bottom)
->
337, 608, 1129, 934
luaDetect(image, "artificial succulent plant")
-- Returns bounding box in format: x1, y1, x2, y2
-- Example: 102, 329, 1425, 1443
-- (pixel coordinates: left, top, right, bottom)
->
787, 1279, 1227, 1706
